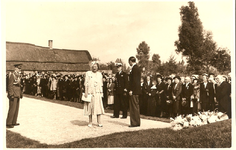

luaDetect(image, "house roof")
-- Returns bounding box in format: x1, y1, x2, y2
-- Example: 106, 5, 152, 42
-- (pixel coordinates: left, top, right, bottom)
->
6, 41, 92, 71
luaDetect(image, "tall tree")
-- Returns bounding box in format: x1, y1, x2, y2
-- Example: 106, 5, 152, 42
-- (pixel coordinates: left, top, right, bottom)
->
151, 54, 161, 73
201, 30, 217, 73
174, 1, 204, 74
136, 41, 150, 70
211, 47, 231, 74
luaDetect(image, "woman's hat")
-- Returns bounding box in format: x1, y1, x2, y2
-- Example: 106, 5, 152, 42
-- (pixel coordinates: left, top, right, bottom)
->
174, 75, 181, 80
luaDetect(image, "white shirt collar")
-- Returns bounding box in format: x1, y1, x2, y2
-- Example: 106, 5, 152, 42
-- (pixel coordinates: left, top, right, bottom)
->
131, 63, 137, 69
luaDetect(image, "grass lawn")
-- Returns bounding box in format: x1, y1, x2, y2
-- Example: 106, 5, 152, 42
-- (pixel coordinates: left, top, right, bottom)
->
6, 119, 231, 148
5, 94, 232, 148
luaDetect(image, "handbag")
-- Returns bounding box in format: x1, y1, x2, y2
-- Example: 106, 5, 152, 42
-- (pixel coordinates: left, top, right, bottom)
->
82, 93, 92, 102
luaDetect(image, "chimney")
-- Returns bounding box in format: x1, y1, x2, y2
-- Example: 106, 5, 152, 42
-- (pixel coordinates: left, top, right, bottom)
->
48, 40, 53, 49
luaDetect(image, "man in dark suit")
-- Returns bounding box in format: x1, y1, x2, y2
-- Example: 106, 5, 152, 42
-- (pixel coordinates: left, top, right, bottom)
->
141, 75, 152, 115
216, 75, 231, 117
164, 77, 173, 118
181, 76, 193, 116
6, 64, 23, 128
112, 63, 128, 118
128, 57, 141, 127
200, 74, 214, 112
172, 75, 182, 117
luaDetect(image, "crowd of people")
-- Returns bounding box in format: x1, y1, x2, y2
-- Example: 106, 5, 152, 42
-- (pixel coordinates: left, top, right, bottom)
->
6, 72, 85, 102
138, 73, 231, 119
6, 58, 231, 129
6, 64, 232, 120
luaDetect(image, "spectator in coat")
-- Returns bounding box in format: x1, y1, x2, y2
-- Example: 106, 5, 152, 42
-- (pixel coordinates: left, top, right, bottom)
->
165, 77, 173, 118
172, 75, 182, 117
156, 75, 166, 117
139, 77, 147, 115
50, 75, 57, 100
181, 76, 193, 116
216, 75, 231, 118
107, 78, 115, 109
200, 74, 214, 112
102, 77, 108, 108
143, 75, 152, 115
191, 78, 200, 114
146, 80, 157, 116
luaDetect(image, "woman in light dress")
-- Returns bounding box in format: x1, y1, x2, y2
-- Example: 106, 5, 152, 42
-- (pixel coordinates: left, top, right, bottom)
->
84, 62, 104, 127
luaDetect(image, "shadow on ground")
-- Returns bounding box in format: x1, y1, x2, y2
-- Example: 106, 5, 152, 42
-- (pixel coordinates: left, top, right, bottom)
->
70, 120, 88, 126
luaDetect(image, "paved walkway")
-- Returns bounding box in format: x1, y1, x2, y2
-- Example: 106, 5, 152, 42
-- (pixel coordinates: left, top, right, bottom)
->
6, 95, 171, 145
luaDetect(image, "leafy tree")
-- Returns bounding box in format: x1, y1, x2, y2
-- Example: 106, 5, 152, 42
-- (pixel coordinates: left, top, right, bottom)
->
152, 54, 161, 69
201, 30, 217, 73
136, 41, 150, 70
92, 57, 100, 61
159, 55, 178, 76
174, 1, 205, 74
107, 61, 117, 74
211, 48, 231, 74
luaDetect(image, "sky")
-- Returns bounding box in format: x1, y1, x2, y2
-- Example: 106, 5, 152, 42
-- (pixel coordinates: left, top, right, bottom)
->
3, 0, 234, 65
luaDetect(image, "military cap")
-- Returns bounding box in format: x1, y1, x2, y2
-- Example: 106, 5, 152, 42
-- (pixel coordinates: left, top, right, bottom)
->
116, 62, 123, 67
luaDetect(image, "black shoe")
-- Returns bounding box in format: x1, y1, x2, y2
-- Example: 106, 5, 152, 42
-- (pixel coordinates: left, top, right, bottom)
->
129, 125, 140, 128
110, 116, 119, 118
120, 117, 127, 119
13, 123, 20, 126
6, 125, 14, 128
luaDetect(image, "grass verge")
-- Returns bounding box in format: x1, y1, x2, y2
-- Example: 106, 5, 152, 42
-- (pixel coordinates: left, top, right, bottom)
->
6, 119, 231, 148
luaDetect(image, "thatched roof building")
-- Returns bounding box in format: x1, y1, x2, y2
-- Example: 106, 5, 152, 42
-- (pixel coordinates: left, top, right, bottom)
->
6, 41, 92, 73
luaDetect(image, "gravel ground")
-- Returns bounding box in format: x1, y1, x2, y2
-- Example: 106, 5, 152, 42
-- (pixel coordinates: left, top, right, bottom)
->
6, 95, 171, 145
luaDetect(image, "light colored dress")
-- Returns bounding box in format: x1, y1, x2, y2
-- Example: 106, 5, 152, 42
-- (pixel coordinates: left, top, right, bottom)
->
83, 71, 104, 116
107, 82, 115, 105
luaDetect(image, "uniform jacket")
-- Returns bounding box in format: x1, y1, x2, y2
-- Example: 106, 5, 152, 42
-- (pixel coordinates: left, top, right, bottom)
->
128, 64, 142, 95
7, 72, 23, 99
115, 71, 128, 94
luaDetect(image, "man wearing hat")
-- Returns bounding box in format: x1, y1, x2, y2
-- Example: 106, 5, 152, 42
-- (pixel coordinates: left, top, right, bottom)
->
6, 64, 23, 128
172, 75, 182, 117
111, 62, 128, 118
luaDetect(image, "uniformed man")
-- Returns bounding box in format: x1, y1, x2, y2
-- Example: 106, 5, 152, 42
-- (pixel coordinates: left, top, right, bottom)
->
6, 64, 23, 128
111, 63, 128, 118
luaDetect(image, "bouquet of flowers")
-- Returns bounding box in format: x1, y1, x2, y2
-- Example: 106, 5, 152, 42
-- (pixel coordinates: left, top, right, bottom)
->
170, 111, 229, 130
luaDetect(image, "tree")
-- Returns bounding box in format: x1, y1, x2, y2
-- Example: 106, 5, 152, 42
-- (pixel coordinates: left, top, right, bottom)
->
136, 41, 150, 70
159, 55, 178, 76
92, 57, 100, 61
107, 61, 116, 74
151, 54, 161, 73
211, 47, 231, 74
174, 1, 205, 74
201, 30, 217, 73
